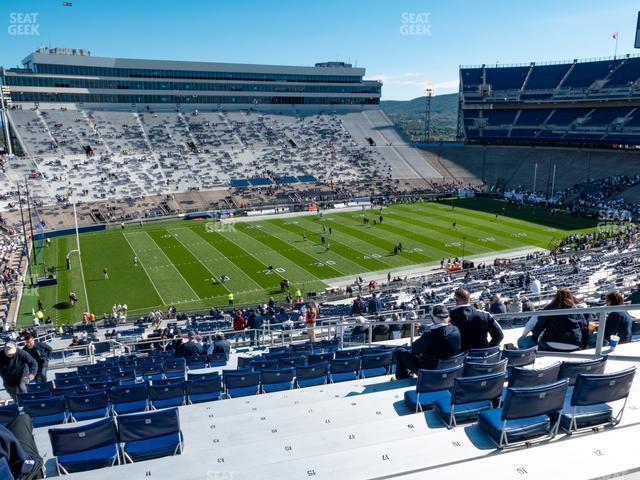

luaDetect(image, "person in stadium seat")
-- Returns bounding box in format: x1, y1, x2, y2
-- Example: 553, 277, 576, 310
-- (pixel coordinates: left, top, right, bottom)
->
0, 414, 44, 479
350, 295, 366, 315
0, 343, 37, 401
207, 332, 231, 360
372, 315, 391, 342
178, 332, 203, 357
627, 284, 640, 305
489, 294, 507, 314
350, 316, 369, 342
449, 288, 503, 351
530, 288, 588, 352
21, 335, 52, 384
395, 305, 461, 379
232, 311, 247, 344
367, 292, 382, 315
247, 310, 263, 347
602, 291, 633, 345
529, 276, 542, 296
306, 303, 318, 342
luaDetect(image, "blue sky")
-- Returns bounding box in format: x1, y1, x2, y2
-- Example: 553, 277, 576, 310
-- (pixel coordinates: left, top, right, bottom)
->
1, 0, 639, 100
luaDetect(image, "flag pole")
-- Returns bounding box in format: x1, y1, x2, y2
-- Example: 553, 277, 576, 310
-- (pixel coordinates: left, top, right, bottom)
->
614, 32, 619, 59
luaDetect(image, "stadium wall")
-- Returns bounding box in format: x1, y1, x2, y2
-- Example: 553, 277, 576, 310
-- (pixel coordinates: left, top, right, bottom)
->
418, 144, 640, 192
33, 224, 106, 240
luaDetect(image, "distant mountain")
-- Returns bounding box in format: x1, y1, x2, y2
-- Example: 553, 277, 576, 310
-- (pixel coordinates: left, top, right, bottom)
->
381, 93, 458, 141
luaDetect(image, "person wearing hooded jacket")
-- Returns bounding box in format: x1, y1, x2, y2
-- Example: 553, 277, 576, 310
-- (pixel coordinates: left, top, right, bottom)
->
395, 305, 461, 379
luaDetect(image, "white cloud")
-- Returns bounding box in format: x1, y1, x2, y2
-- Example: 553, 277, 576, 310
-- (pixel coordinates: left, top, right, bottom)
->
365, 72, 459, 100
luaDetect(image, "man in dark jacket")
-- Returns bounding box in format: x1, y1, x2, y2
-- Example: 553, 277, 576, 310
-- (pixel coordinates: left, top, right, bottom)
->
395, 305, 461, 379
177, 332, 203, 358
449, 289, 504, 351
247, 310, 263, 347
207, 332, 231, 360
371, 315, 391, 342
0, 343, 37, 401
367, 292, 382, 315
22, 336, 52, 384
0, 414, 44, 479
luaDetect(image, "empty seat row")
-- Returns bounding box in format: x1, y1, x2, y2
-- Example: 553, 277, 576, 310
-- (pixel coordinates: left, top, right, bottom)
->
48, 407, 183, 475
403, 356, 636, 449
8, 378, 222, 427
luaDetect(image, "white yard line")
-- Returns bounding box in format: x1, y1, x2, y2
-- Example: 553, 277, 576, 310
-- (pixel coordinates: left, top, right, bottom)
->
123, 232, 168, 305
137, 231, 201, 301
168, 227, 265, 291
169, 232, 232, 295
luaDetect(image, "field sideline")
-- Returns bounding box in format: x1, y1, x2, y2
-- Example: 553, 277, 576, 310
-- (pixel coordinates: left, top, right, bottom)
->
18, 198, 597, 325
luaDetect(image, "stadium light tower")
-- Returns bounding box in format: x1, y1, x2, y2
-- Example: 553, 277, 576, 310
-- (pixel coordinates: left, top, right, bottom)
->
424, 83, 433, 142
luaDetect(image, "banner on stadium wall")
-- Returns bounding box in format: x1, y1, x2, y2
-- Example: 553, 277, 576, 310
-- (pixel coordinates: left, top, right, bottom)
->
456, 189, 476, 198
307, 203, 318, 212
34, 224, 106, 240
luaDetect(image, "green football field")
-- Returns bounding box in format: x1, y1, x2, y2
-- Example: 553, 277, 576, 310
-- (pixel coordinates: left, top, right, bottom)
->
18, 198, 597, 326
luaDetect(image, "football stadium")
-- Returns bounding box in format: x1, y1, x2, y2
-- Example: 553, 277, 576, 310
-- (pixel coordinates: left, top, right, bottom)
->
1, 1, 640, 479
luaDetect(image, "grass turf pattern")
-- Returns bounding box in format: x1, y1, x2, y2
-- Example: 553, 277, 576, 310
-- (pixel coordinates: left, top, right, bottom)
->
18, 199, 596, 325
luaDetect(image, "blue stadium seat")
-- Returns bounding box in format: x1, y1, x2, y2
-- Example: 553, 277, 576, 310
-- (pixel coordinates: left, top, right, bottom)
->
404, 365, 464, 412
67, 391, 111, 422
558, 357, 607, 386
560, 367, 636, 434
187, 371, 221, 382
329, 358, 360, 383
49, 417, 120, 474
118, 408, 183, 463
186, 355, 208, 370
0, 457, 13, 480
360, 351, 393, 378
434, 371, 505, 428
463, 358, 508, 377
186, 378, 223, 404
225, 371, 260, 398
436, 351, 468, 370
279, 356, 306, 369
508, 362, 562, 389
465, 350, 501, 364
55, 377, 83, 388
478, 379, 569, 449
52, 385, 87, 397
295, 362, 329, 388
111, 370, 137, 386
207, 352, 228, 367
16, 391, 51, 405
0, 403, 19, 426
141, 366, 164, 383
109, 384, 148, 415
80, 374, 109, 386
501, 347, 537, 378
334, 349, 361, 359
307, 352, 334, 364
250, 359, 278, 372
25, 381, 54, 393
261, 368, 294, 393
55, 371, 81, 380
89, 380, 119, 391
148, 382, 186, 409
21, 397, 67, 427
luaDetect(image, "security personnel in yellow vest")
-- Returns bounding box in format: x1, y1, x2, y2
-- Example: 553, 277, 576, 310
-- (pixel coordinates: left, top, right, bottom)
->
227, 292, 234, 306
